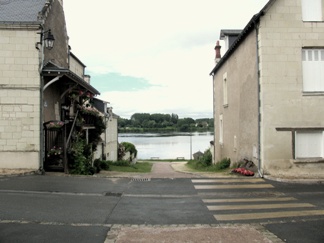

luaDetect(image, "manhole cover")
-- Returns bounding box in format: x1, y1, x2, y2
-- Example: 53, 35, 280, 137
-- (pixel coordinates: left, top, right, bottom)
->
104, 192, 122, 197
131, 178, 151, 182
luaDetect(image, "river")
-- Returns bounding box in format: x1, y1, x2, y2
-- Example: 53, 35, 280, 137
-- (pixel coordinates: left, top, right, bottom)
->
118, 132, 214, 160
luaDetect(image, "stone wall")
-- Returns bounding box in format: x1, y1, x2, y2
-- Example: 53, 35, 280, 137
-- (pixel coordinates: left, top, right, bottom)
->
259, 0, 324, 175
0, 28, 40, 169
213, 31, 259, 165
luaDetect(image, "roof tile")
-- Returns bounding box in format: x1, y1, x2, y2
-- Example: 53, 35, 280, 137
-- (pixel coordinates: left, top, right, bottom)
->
0, 0, 48, 22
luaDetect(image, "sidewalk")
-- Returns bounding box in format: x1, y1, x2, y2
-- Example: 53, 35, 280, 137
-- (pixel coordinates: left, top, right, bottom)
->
106, 224, 283, 243
97, 161, 235, 179
2, 162, 324, 183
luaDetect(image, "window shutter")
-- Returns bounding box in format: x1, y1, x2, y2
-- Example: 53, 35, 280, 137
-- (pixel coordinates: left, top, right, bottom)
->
302, 0, 323, 21
295, 131, 323, 158
302, 49, 324, 92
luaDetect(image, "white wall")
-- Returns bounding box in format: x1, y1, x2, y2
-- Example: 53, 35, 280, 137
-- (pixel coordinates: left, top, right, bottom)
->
259, 0, 324, 175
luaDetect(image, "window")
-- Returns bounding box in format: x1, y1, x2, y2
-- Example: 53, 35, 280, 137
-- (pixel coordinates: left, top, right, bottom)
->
302, 49, 324, 92
302, 0, 323, 21
223, 72, 228, 106
295, 131, 323, 158
219, 114, 223, 144
233, 135, 237, 152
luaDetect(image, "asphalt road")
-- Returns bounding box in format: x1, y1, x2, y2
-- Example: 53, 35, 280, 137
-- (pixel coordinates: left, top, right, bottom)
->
1, 166, 324, 242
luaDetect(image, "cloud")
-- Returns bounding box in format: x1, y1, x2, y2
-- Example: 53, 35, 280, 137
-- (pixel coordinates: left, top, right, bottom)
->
90, 72, 154, 92
64, 0, 269, 119
99, 85, 213, 119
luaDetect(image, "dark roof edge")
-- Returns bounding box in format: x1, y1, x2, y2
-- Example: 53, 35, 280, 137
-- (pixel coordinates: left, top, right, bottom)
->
42, 68, 100, 95
67, 72, 100, 95
93, 97, 110, 104
70, 52, 86, 68
209, 0, 275, 76
0, 22, 41, 28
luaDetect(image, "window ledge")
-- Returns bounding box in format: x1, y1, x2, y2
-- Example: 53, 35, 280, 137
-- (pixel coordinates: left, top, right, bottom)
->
303, 21, 324, 23
223, 104, 228, 108
302, 92, 324, 96
292, 158, 324, 164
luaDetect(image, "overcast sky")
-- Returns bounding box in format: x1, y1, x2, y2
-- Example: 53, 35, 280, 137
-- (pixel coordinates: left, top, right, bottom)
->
64, 0, 269, 119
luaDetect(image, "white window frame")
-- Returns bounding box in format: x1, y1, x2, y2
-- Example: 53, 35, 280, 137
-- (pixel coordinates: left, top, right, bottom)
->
302, 0, 323, 22
223, 72, 228, 107
302, 48, 324, 92
295, 131, 324, 159
233, 135, 237, 152
219, 114, 223, 145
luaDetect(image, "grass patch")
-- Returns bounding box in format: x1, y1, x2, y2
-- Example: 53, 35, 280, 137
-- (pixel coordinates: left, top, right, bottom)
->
140, 159, 187, 162
186, 158, 231, 173
108, 161, 152, 173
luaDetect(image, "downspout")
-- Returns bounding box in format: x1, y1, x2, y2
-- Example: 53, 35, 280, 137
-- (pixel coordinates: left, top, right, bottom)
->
254, 20, 263, 178
212, 74, 216, 164
104, 115, 108, 160
39, 25, 45, 174
211, 41, 221, 164
40, 76, 44, 172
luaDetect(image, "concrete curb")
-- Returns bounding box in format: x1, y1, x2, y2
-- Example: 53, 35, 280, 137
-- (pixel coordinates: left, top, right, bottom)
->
264, 175, 324, 184
105, 223, 284, 243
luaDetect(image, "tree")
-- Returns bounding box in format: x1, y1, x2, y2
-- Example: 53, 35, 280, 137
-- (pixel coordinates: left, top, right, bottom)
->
118, 113, 212, 132
171, 113, 178, 124
131, 113, 150, 124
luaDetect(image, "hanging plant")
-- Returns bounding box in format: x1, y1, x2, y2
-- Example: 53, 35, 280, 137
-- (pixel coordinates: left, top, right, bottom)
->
78, 105, 100, 117
68, 90, 94, 106
47, 121, 64, 130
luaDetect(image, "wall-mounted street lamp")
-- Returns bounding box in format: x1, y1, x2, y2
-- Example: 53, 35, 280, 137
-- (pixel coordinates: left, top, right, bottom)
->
36, 29, 55, 50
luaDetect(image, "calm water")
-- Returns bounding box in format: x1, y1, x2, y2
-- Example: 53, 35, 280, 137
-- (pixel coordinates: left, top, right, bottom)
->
118, 132, 214, 160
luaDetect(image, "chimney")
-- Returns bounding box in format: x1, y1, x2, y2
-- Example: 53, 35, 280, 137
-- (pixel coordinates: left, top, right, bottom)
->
214, 40, 221, 64
84, 74, 91, 84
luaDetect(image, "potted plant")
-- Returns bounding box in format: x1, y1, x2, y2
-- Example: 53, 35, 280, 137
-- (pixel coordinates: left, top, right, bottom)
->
46, 146, 64, 169
47, 121, 64, 130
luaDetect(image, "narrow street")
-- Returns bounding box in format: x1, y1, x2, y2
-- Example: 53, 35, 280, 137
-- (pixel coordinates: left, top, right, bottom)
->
1, 163, 324, 242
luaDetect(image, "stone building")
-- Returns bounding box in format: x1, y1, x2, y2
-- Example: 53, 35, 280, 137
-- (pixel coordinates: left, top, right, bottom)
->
0, 0, 118, 172
210, 0, 324, 177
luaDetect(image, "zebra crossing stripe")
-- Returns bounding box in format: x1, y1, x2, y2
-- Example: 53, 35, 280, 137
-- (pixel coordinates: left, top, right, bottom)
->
208, 203, 314, 211
214, 210, 324, 221
203, 197, 296, 203
194, 184, 273, 189
192, 179, 265, 183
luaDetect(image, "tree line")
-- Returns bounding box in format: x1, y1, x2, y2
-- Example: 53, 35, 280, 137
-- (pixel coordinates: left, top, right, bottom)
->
118, 113, 214, 133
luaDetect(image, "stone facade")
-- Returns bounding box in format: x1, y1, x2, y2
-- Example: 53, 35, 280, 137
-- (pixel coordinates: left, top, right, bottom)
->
0, 28, 41, 169
0, 0, 111, 171
94, 113, 119, 162
211, 0, 324, 177
213, 32, 259, 166
259, 0, 324, 176
105, 114, 119, 161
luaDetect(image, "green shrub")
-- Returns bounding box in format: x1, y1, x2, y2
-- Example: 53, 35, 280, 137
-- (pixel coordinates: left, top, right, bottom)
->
199, 149, 212, 166
68, 138, 95, 175
216, 157, 231, 170
121, 142, 137, 157
100, 160, 110, 170
118, 142, 137, 161
93, 159, 110, 173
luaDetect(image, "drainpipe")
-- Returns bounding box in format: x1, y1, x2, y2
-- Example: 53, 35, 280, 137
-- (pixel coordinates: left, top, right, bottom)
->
104, 115, 108, 160
39, 76, 44, 173
38, 25, 45, 174
212, 74, 216, 164
212, 41, 221, 164
254, 21, 263, 178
